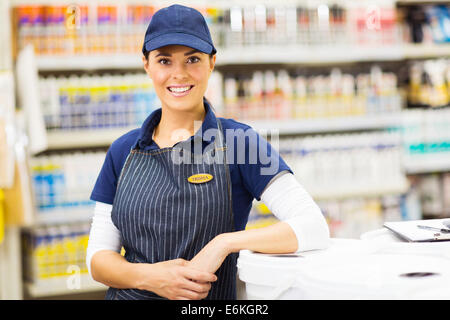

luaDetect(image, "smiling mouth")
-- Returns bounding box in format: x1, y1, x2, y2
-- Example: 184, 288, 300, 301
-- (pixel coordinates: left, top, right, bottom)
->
167, 85, 194, 95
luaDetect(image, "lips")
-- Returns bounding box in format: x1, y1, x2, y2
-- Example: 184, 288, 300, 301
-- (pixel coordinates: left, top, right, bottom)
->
167, 85, 194, 97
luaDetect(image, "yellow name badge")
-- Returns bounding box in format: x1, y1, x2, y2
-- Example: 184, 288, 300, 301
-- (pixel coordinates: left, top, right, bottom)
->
187, 173, 213, 184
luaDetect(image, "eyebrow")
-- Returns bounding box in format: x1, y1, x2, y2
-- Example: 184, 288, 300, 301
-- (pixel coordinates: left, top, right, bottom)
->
154, 49, 201, 57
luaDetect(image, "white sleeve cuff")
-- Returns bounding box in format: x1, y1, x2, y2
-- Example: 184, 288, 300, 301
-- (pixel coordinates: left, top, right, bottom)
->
260, 173, 331, 252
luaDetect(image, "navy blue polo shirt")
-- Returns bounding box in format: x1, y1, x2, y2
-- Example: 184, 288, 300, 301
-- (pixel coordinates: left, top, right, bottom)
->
90, 100, 292, 231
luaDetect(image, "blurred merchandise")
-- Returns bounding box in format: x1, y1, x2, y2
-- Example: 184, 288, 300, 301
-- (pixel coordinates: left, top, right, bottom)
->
2, 116, 35, 227
418, 174, 444, 216
248, 195, 406, 239
321, 198, 384, 238
400, 4, 450, 44
402, 108, 450, 174
224, 66, 402, 120
399, 185, 422, 221
407, 59, 450, 109
246, 201, 279, 230
29, 151, 105, 221
0, 71, 15, 188
13, 1, 404, 58
426, 5, 450, 44
407, 173, 450, 218
21, 222, 90, 285
277, 131, 407, 199
399, 4, 450, 44
0, 190, 4, 244
14, 4, 154, 56
16, 45, 48, 155
39, 73, 159, 131
443, 173, 450, 211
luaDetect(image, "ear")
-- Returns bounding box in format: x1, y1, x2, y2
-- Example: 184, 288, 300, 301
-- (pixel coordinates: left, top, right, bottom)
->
142, 55, 151, 77
209, 54, 216, 73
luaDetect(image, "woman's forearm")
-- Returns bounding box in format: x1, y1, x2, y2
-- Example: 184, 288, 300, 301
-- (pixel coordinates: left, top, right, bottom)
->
91, 250, 218, 300
90, 250, 143, 289
224, 221, 298, 254
188, 222, 298, 273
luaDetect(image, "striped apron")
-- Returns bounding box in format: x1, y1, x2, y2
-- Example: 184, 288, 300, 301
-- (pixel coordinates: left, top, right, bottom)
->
105, 119, 237, 300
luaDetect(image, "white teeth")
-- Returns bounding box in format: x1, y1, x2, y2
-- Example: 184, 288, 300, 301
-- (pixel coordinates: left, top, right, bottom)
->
169, 86, 191, 93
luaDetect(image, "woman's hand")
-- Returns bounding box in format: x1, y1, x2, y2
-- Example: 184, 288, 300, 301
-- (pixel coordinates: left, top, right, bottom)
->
135, 258, 217, 300
188, 234, 231, 274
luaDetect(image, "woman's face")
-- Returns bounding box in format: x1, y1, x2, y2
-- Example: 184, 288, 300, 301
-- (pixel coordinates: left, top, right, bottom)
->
143, 45, 216, 113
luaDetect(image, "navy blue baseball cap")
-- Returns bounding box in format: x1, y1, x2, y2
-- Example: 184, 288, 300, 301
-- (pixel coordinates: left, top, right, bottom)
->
142, 4, 217, 55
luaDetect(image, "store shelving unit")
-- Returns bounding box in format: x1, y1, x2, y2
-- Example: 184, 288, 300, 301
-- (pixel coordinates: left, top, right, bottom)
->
403, 43, 450, 59
308, 180, 410, 201
34, 206, 95, 225
404, 155, 450, 175
46, 126, 137, 149
44, 113, 402, 149
35, 43, 450, 71
36, 54, 142, 72
246, 113, 403, 135
7, 0, 450, 300
25, 274, 107, 298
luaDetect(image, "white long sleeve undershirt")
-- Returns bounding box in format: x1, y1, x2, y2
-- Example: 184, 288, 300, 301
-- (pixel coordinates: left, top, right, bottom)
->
86, 173, 331, 275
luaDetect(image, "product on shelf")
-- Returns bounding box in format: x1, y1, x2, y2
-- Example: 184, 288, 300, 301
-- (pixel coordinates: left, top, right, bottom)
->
407, 59, 450, 109
400, 4, 450, 44
223, 65, 403, 120
30, 151, 105, 215
401, 108, 450, 174
246, 129, 413, 238
22, 222, 90, 283
39, 73, 160, 131
15, 4, 154, 56
13, 1, 406, 58
248, 194, 409, 239
276, 130, 407, 198
0, 190, 4, 244
406, 173, 450, 219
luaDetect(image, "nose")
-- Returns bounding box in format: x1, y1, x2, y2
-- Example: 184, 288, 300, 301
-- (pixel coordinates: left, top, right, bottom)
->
171, 61, 189, 81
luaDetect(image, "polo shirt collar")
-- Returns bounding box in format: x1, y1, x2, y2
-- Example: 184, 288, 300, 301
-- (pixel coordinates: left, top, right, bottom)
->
134, 98, 218, 150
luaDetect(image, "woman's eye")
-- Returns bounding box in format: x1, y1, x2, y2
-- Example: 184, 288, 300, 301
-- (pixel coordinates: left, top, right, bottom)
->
187, 56, 200, 64
158, 59, 170, 65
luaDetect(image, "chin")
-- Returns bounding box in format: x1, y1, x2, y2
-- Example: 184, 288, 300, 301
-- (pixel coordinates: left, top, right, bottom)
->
164, 96, 204, 112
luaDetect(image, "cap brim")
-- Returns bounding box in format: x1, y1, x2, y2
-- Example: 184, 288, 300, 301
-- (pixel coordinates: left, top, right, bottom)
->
144, 32, 216, 55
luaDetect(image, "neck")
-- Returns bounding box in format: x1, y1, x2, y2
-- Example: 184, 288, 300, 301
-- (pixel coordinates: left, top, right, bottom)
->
154, 101, 206, 144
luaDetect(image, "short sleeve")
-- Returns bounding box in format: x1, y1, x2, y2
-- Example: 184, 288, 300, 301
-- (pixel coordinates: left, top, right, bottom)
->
90, 148, 119, 205
90, 129, 139, 204
230, 126, 293, 201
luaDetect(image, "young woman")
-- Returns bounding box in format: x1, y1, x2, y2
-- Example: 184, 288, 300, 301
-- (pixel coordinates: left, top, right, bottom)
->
87, 4, 330, 300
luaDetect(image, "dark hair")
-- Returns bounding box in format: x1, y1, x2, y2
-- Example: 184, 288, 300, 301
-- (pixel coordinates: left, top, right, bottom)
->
143, 49, 215, 61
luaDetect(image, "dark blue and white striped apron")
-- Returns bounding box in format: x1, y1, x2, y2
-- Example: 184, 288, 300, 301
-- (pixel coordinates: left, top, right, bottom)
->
105, 118, 237, 300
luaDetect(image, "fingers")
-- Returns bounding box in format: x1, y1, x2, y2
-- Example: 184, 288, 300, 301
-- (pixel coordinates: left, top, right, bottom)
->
175, 288, 209, 300
181, 278, 211, 294
181, 267, 217, 283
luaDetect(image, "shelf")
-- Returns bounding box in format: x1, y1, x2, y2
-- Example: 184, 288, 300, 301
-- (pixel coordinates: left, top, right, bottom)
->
403, 43, 450, 59
404, 154, 450, 174
36, 54, 142, 71
246, 113, 402, 135
46, 126, 137, 149
34, 206, 94, 225
216, 45, 405, 65
34, 43, 450, 71
44, 114, 400, 150
309, 180, 410, 201
25, 274, 107, 298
